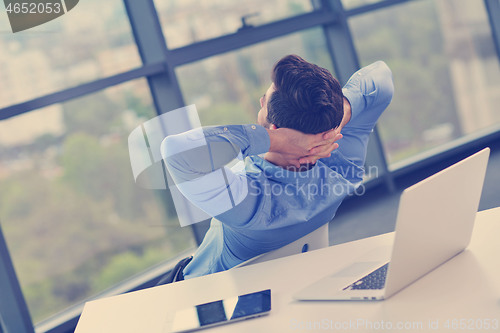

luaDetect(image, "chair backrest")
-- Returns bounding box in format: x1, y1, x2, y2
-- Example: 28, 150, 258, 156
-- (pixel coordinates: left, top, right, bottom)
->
233, 223, 329, 268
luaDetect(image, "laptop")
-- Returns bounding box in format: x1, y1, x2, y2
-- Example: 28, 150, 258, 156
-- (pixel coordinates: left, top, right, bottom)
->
294, 148, 490, 301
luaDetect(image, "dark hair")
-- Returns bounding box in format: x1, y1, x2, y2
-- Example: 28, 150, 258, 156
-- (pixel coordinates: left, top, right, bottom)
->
266, 55, 343, 134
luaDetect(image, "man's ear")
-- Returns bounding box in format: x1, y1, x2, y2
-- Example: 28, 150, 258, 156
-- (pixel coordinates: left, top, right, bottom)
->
269, 124, 278, 130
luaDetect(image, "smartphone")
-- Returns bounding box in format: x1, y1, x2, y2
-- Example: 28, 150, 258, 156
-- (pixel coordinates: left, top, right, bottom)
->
168, 289, 271, 333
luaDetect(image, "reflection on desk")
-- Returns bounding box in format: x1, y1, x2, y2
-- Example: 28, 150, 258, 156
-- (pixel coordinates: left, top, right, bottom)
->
75, 207, 500, 333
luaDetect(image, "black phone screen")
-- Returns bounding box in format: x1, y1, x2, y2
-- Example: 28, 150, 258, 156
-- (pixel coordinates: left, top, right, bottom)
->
169, 289, 271, 332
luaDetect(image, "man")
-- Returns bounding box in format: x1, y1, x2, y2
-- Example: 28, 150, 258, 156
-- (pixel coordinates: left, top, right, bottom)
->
161, 55, 394, 282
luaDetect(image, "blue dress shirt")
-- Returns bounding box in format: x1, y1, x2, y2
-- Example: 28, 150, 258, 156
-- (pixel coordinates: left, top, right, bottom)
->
162, 61, 394, 279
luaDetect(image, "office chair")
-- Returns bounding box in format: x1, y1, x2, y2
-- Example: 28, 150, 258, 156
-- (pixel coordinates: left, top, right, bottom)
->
233, 223, 329, 268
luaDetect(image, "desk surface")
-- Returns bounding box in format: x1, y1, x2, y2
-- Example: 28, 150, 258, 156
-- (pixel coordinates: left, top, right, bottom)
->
75, 207, 500, 333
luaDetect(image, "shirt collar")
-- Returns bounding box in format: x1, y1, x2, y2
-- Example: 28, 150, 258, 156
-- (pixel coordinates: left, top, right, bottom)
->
246, 155, 321, 184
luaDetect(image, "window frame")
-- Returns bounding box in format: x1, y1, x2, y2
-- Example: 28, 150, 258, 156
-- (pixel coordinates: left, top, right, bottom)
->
0, 0, 498, 332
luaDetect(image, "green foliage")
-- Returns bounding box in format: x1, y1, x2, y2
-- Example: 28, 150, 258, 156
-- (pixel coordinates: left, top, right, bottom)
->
287, 1, 306, 15
31, 133, 60, 152
62, 93, 122, 137
0, 173, 42, 220
60, 133, 106, 198
350, 0, 461, 163
59, 132, 152, 220
125, 93, 152, 120
90, 247, 167, 292
20, 240, 187, 321
0, 87, 193, 323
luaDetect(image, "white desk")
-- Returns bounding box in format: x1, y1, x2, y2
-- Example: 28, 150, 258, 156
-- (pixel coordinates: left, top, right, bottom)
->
75, 207, 500, 333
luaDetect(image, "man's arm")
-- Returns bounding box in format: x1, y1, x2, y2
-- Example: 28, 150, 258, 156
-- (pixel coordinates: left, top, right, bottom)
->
162, 124, 266, 226
162, 124, 336, 225
327, 61, 394, 169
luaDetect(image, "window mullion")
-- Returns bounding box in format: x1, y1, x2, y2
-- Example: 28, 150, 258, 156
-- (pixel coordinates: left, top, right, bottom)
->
0, 224, 34, 333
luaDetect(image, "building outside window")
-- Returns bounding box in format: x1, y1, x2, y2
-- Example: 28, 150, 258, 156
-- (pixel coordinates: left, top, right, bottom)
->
349, 0, 500, 165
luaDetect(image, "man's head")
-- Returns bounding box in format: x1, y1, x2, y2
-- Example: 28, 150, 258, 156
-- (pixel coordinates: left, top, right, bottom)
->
257, 55, 344, 134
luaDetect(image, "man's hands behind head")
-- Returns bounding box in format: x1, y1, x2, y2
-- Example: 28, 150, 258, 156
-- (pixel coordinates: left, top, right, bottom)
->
267, 127, 343, 169
299, 130, 342, 166
266, 97, 351, 168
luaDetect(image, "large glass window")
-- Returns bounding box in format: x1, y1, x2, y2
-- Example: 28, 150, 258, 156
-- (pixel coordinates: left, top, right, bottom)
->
0, 0, 141, 109
155, 0, 314, 49
1, 0, 498, 328
0, 79, 195, 323
349, 0, 500, 165
176, 28, 335, 126
341, 0, 386, 10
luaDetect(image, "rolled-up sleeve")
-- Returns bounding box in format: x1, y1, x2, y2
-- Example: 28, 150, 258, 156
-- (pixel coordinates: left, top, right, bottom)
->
342, 60, 394, 131
326, 61, 394, 169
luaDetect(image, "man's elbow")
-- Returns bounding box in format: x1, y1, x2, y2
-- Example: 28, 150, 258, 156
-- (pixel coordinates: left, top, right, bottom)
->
161, 134, 185, 172
376, 61, 394, 106
161, 133, 214, 182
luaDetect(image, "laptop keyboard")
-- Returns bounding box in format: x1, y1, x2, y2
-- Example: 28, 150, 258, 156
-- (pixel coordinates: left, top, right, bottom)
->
343, 263, 389, 290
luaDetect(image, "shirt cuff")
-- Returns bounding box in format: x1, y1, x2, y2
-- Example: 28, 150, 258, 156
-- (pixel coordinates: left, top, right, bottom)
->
243, 124, 270, 156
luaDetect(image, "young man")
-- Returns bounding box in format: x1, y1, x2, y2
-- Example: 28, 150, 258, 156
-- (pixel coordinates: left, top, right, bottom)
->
161, 55, 394, 282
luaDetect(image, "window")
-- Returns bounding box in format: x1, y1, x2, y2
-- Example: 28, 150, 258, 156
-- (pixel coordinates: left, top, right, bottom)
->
155, 0, 314, 49
349, 0, 500, 165
341, 0, 386, 10
176, 28, 336, 126
0, 0, 499, 329
0, 0, 141, 109
0, 79, 195, 323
